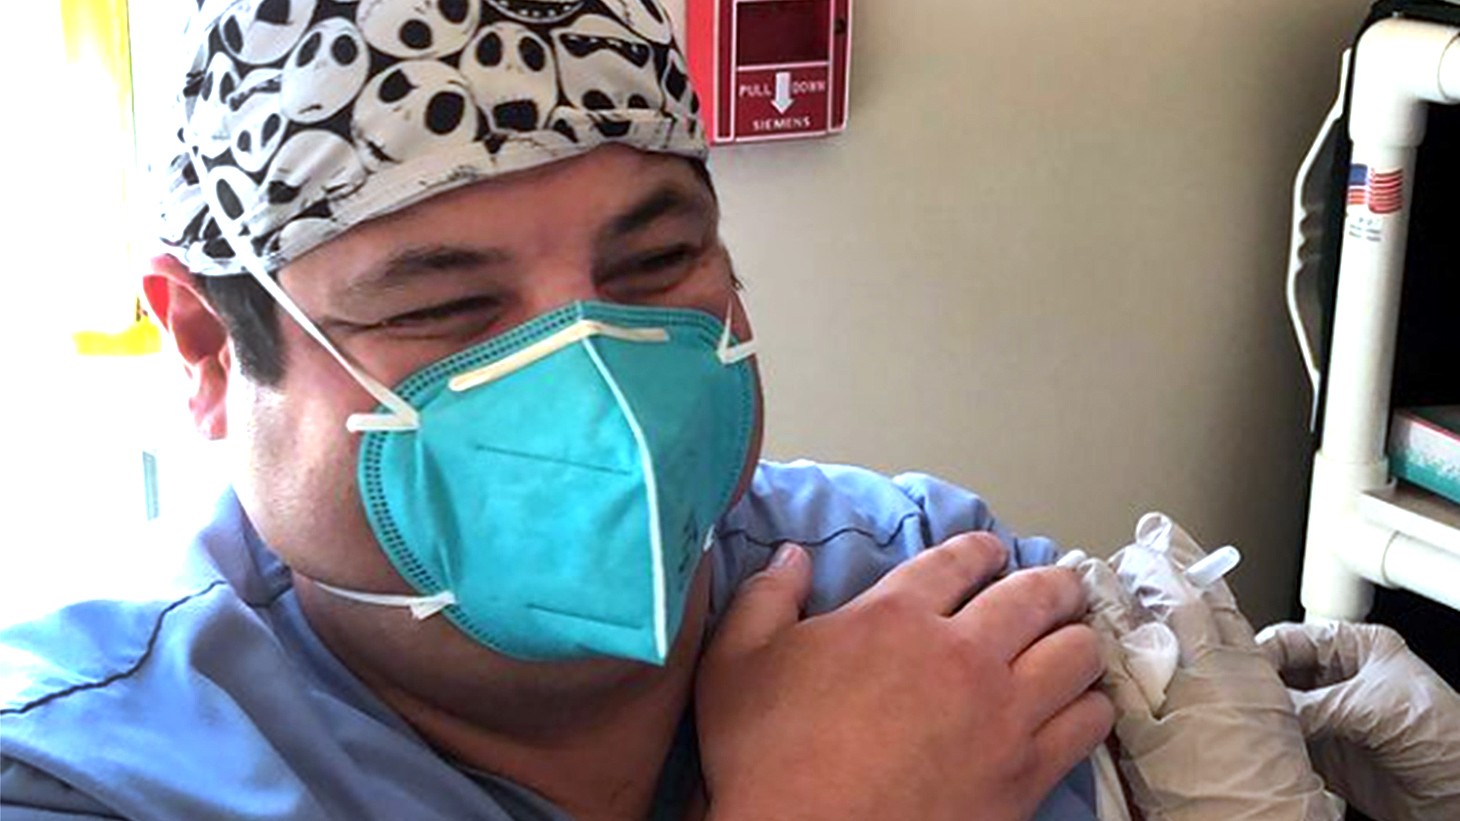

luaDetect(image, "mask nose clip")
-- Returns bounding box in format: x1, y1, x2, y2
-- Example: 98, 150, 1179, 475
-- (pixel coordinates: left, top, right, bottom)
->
448, 319, 670, 394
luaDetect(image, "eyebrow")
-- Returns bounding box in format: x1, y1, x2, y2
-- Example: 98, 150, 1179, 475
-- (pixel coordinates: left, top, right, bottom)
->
335, 182, 714, 304
342, 245, 513, 300
601, 184, 715, 244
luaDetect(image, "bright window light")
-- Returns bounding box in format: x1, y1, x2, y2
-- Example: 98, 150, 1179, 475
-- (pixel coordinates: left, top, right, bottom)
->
2, 2, 228, 625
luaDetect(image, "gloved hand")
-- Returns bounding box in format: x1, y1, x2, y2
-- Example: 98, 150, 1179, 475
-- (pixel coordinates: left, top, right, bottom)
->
1068, 514, 1342, 821
1257, 621, 1460, 821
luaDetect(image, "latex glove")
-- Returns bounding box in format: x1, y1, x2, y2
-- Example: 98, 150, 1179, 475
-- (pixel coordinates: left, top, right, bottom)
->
1257, 621, 1460, 821
1068, 513, 1342, 821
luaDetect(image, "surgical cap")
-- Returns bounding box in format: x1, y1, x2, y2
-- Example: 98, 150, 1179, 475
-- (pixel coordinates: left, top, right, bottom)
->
159, 0, 707, 278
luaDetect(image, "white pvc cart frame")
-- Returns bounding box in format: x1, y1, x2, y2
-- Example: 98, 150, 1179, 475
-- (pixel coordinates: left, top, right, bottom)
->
1289, 18, 1460, 621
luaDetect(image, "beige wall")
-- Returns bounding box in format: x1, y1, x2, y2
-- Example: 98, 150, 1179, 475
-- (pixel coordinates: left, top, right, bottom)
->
673, 0, 1373, 626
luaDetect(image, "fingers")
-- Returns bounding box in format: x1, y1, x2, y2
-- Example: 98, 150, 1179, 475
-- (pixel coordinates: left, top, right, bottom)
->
1255, 622, 1392, 744
1122, 516, 1253, 647
1010, 623, 1105, 726
1256, 622, 1331, 689
1071, 558, 1138, 632
1032, 689, 1116, 789
1183, 555, 1255, 650
1205, 594, 1260, 651
1100, 642, 1160, 720
1134, 513, 1209, 570
1286, 676, 1385, 750
956, 566, 1087, 663
1114, 544, 1225, 657
708, 543, 813, 659
1258, 621, 1406, 689
1065, 557, 1169, 718
859, 531, 1009, 616
1161, 597, 1225, 663
1157, 518, 1210, 569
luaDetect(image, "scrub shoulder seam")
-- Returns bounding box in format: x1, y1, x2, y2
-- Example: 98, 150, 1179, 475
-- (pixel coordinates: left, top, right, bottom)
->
0, 580, 228, 718
719, 511, 922, 551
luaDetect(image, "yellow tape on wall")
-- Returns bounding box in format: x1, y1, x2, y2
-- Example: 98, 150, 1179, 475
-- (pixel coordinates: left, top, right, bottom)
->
62, 0, 160, 357
61, 0, 134, 132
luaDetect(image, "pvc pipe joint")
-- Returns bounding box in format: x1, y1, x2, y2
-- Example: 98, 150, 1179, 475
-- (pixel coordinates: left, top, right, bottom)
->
1301, 452, 1391, 620
1352, 18, 1460, 145
1443, 37, 1460, 100
1384, 534, 1460, 613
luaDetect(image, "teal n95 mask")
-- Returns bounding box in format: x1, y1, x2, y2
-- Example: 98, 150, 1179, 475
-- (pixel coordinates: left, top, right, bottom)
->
314, 301, 758, 664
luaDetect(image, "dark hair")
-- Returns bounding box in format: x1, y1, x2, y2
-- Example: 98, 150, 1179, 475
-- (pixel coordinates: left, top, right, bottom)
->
199, 157, 717, 386
196, 271, 287, 384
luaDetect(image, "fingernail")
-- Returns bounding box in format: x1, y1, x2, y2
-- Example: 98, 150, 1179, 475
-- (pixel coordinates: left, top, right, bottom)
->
770, 542, 802, 569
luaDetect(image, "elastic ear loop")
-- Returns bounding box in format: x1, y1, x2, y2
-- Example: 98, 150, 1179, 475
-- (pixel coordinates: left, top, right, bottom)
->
717, 297, 757, 365
313, 580, 456, 620
183, 151, 419, 433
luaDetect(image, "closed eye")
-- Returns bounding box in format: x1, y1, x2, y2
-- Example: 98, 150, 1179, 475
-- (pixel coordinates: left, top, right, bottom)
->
635, 246, 695, 272
380, 295, 501, 330
601, 244, 699, 293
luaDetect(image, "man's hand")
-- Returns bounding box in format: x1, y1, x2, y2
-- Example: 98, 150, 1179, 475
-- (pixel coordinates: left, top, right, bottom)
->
696, 534, 1113, 821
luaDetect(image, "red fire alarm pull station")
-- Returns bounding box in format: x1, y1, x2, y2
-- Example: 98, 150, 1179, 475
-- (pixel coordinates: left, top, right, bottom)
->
686, 0, 852, 144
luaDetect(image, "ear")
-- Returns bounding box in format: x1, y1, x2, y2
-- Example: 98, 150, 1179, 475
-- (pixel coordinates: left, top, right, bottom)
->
143, 255, 230, 440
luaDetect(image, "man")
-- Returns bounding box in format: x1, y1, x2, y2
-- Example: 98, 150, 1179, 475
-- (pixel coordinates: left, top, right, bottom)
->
0, 2, 1111, 819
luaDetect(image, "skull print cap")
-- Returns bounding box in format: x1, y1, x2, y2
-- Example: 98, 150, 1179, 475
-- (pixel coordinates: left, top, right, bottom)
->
159, 0, 707, 279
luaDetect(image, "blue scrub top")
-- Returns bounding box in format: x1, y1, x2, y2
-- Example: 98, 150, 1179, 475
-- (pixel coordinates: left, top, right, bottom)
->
0, 460, 1096, 820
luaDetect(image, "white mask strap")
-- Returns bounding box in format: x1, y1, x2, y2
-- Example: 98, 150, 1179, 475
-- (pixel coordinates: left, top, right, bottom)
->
313, 580, 457, 620
184, 152, 419, 433
717, 297, 757, 365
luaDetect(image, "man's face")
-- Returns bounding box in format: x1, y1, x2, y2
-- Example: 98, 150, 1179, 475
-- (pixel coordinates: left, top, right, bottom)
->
228, 145, 762, 657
